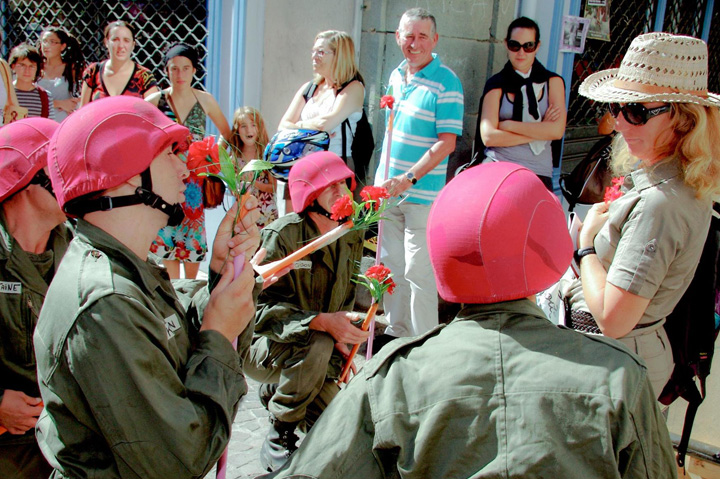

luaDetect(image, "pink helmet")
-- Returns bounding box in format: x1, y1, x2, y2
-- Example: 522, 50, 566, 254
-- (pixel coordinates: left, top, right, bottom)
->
0, 118, 58, 202
428, 162, 572, 304
48, 96, 190, 213
288, 151, 355, 213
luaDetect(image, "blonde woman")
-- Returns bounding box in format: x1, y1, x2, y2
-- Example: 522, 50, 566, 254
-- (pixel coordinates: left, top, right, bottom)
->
279, 30, 365, 179
567, 32, 720, 397
225, 106, 277, 228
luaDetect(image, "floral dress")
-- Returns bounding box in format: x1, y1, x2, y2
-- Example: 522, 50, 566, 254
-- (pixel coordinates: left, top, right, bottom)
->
151, 91, 208, 263
235, 153, 278, 229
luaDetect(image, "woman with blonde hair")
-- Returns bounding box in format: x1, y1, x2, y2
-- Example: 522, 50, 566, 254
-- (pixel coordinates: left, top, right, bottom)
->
567, 32, 720, 397
225, 106, 277, 228
278, 30, 365, 202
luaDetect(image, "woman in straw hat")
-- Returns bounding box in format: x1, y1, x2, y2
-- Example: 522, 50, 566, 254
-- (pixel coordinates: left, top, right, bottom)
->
566, 32, 720, 397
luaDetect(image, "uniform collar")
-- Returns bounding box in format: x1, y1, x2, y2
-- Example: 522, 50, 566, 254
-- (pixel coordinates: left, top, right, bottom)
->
629, 158, 683, 192
75, 219, 169, 298
455, 298, 547, 322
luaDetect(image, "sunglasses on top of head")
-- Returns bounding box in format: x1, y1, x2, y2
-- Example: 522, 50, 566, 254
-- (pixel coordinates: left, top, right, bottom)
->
506, 40, 538, 53
608, 103, 671, 126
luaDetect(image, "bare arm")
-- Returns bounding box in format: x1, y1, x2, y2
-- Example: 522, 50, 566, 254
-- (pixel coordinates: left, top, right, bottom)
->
578, 202, 650, 338
142, 85, 160, 99
144, 90, 162, 107
497, 77, 567, 141
198, 90, 232, 140
79, 82, 92, 107
296, 81, 365, 133
278, 83, 312, 130
381, 132, 458, 197
480, 88, 537, 147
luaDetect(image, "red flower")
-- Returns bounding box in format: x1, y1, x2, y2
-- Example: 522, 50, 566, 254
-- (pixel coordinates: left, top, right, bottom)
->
603, 176, 625, 204
174, 242, 191, 261
187, 136, 221, 176
330, 195, 354, 221
360, 186, 390, 210
380, 95, 395, 110
365, 264, 396, 295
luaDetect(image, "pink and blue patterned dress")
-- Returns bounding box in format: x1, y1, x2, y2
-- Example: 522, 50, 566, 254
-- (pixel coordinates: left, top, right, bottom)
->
151, 91, 209, 263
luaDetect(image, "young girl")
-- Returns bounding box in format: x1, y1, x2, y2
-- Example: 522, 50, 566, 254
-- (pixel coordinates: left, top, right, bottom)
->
225, 107, 278, 228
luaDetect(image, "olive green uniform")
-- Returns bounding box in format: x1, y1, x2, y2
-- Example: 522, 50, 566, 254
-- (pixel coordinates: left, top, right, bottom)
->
34, 220, 259, 479
266, 299, 676, 479
245, 213, 363, 425
0, 213, 70, 479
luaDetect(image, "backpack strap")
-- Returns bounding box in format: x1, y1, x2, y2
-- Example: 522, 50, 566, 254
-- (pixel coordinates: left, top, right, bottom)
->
37, 86, 50, 118
302, 81, 318, 103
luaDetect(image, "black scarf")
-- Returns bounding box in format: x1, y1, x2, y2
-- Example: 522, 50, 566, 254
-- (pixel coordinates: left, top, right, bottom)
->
471, 59, 562, 163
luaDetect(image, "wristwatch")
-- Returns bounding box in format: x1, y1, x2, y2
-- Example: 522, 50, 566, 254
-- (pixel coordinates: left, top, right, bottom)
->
405, 172, 417, 185
574, 247, 597, 265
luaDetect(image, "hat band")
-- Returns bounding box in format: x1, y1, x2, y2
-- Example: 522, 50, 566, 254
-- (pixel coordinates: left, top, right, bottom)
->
613, 79, 708, 98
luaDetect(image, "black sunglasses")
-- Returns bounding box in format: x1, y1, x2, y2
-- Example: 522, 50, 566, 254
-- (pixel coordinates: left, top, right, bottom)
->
608, 103, 671, 126
29, 169, 55, 198
507, 40, 538, 53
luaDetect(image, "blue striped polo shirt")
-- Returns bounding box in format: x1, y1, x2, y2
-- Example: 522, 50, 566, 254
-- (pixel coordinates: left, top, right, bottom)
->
375, 54, 464, 205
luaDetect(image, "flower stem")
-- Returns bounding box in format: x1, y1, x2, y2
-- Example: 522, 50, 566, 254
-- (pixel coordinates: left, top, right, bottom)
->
339, 301, 379, 384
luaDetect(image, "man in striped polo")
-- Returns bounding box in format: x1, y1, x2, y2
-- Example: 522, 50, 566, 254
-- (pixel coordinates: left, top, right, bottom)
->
373, 7, 464, 348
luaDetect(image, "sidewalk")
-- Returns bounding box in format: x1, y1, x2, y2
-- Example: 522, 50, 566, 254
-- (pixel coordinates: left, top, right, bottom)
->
216, 349, 370, 478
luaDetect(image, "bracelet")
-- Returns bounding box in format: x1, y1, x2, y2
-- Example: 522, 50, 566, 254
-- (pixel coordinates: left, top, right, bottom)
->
573, 247, 596, 265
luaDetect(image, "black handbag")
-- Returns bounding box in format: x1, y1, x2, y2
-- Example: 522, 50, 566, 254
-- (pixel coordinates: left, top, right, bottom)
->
559, 134, 615, 211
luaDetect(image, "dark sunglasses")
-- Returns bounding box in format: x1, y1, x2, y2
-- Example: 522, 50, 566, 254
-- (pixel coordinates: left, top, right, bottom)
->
29, 169, 55, 198
608, 103, 671, 126
507, 40, 538, 53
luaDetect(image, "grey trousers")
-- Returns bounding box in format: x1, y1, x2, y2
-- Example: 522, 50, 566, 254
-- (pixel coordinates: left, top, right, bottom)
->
244, 332, 339, 426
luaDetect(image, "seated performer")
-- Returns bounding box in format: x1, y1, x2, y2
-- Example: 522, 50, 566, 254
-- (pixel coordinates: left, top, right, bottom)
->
245, 151, 369, 472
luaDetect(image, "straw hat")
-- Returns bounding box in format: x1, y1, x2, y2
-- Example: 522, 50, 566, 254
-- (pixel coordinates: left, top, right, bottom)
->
579, 32, 720, 107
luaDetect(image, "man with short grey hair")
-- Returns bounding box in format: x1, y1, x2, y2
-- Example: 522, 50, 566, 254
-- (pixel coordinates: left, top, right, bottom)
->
373, 7, 464, 348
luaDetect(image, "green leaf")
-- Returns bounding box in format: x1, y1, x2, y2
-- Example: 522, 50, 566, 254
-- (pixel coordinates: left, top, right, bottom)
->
240, 159, 273, 173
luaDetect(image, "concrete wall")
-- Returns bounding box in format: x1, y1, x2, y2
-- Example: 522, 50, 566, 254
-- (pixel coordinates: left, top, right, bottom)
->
258, 0, 360, 134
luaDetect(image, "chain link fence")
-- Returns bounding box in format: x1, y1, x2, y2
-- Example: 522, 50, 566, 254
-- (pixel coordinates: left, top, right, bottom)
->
1, 0, 209, 88
567, 0, 656, 127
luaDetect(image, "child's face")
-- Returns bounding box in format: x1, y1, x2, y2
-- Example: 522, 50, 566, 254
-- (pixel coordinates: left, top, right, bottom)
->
237, 117, 258, 146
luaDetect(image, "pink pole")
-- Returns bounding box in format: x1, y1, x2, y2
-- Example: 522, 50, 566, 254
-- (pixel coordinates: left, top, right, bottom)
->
366, 106, 395, 360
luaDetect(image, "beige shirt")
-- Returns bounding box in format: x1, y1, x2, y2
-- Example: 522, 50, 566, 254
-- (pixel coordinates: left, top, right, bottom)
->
568, 159, 712, 331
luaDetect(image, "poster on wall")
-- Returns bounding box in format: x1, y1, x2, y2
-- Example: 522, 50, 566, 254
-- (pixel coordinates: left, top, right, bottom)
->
585, 0, 611, 41
560, 15, 591, 53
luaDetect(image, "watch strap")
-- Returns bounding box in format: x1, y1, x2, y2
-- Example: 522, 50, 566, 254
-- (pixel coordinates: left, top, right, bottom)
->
574, 247, 597, 265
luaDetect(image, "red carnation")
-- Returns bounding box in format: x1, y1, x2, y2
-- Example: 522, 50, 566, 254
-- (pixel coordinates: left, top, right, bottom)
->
380, 95, 395, 110
364, 264, 396, 295
603, 176, 625, 204
187, 136, 221, 176
330, 195, 354, 221
360, 186, 390, 211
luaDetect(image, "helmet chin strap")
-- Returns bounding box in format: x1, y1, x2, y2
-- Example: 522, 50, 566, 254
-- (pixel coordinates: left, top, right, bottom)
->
64, 169, 185, 227
306, 201, 336, 221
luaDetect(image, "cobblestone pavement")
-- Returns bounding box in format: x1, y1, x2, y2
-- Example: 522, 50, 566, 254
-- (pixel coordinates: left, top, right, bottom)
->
212, 342, 372, 479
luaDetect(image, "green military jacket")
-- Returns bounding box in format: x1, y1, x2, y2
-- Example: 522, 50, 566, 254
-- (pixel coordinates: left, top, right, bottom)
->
34, 220, 259, 478
254, 213, 363, 377
266, 299, 676, 479
0, 213, 71, 446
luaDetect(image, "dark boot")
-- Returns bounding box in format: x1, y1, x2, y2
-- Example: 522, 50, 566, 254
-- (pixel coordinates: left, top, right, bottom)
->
258, 383, 278, 410
260, 416, 299, 472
